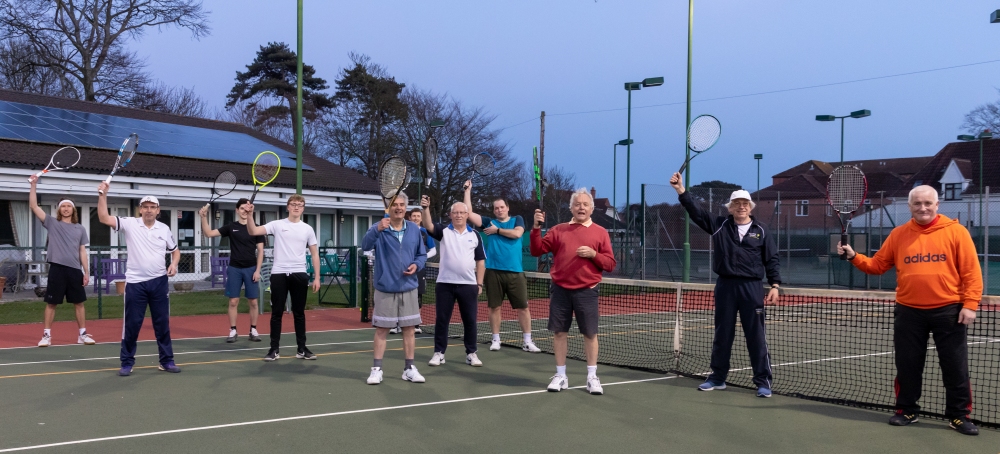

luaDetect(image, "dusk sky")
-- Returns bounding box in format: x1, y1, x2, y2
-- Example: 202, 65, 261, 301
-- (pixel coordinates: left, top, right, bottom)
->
133, 1, 1000, 207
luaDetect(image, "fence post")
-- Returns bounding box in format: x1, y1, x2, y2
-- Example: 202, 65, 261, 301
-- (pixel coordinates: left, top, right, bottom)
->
349, 247, 357, 308
359, 256, 370, 323
95, 248, 103, 319
986, 186, 991, 295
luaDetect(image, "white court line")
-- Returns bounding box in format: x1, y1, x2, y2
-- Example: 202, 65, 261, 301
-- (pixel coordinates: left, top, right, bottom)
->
0, 339, 406, 367
0, 326, 378, 351
0, 375, 677, 453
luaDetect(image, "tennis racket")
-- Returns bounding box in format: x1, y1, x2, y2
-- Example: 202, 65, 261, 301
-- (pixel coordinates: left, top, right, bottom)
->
29, 146, 80, 181
533, 146, 545, 227
98, 133, 139, 194
249, 151, 280, 203
827, 165, 868, 260
379, 156, 409, 218
677, 115, 721, 173
424, 136, 438, 187
208, 170, 238, 205
472, 152, 495, 180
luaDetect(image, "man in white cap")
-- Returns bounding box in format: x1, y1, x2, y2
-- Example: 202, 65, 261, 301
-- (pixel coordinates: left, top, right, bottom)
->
97, 183, 181, 376
670, 173, 781, 398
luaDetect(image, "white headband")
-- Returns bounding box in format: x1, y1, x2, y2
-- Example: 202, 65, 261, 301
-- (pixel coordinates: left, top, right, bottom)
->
58, 199, 75, 209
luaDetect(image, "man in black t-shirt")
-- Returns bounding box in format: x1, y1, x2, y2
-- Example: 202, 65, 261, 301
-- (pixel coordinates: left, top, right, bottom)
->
200, 198, 266, 342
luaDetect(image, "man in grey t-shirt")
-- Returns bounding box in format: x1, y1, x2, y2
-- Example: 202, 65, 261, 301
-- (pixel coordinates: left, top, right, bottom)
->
29, 176, 93, 347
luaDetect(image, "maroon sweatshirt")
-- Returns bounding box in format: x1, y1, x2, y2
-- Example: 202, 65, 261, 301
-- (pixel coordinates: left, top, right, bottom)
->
530, 221, 616, 289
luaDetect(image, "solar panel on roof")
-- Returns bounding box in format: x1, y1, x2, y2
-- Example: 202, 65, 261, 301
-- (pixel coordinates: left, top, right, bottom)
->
0, 100, 311, 170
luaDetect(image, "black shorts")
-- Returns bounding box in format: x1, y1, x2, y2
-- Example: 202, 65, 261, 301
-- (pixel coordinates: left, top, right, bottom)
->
548, 284, 600, 336
44, 263, 87, 305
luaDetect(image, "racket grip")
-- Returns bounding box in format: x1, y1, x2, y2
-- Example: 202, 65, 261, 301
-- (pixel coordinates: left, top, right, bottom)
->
28, 170, 45, 181
840, 233, 848, 260
98, 175, 112, 194
249, 192, 257, 204
677, 160, 689, 174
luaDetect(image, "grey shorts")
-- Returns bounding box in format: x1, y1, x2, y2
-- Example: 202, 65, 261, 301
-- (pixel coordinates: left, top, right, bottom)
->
548, 284, 600, 336
372, 289, 422, 328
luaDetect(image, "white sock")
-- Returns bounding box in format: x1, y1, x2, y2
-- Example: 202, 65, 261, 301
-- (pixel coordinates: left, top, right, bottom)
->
587, 366, 597, 379
79, 328, 87, 335
523, 332, 532, 343
229, 328, 237, 335
43, 329, 51, 336
556, 365, 566, 377
250, 327, 259, 335
492, 333, 500, 342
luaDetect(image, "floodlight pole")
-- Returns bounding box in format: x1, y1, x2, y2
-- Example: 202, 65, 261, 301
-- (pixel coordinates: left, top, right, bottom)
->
295, 0, 304, 195
682, 0, 694, 283
754, 154, 763, 200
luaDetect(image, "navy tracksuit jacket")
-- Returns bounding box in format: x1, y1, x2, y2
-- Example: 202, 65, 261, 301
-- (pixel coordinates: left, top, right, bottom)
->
679, 192, 781, 389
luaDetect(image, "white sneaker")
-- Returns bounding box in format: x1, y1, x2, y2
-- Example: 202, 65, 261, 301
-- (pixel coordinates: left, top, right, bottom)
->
367, 367, 383, 385
78, 332, 96, 345
586, 376, 604, 395
547, 374, 568, 392
489, 339, 501, 351
402, 366, 426, 383
466, 352, 483, 367
38, 334, 51, 347
428, 352, 445, 366
413, 326, 422, 334
389, 326, 400, 334
522, 341, 541, 353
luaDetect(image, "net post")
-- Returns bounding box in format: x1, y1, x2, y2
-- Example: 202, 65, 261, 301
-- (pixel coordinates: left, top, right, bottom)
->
673, 281, 683, 369
986, 186, 991, 294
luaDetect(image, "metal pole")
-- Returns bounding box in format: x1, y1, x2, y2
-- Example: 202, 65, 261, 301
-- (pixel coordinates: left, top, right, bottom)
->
682, 0, 694, 283
986, 185, 991, 295
625, 92, 632, 277
613, 143, 617, 260
879, 191, 884, 290
641, 183, 646, 280
980, 138, 985, 255
295, 0, 304, 194
839, 116, 845, 165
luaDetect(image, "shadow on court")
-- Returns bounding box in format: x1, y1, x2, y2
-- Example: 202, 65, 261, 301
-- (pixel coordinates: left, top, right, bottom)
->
0, 328, 997, 453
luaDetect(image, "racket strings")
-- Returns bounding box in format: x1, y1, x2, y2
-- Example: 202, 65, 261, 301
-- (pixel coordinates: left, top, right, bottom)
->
53, 147, 81, 168
379, 158, 408, 198
214, 171, 238, 195
253, 157, 279, 183
473, 153, 495, 177
122, 135, 139, 161
688, 116, 721, 152
828, 166, 867, 212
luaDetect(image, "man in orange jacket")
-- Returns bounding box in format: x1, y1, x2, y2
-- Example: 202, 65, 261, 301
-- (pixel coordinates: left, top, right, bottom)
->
839, 185, 982, 436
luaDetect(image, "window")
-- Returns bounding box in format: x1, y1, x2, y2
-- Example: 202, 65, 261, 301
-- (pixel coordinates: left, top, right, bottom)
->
795, 200, 809, 217
944, 183, 961, 201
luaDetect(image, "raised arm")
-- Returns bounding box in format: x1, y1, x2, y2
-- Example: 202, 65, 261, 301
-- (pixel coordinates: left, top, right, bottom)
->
463, 180, 484, 227
96, 182, 117, 228
28, 177, 46, 222
529, 210, 554, 256
670, 172, 717, 234
420, 195, 436, 235
199, 205, 221, 237
244, 204, 267, 236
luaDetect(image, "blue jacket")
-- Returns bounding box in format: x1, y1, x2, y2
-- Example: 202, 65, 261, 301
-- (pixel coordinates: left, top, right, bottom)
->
679, 192, 781, 285
361, 220, 427, 293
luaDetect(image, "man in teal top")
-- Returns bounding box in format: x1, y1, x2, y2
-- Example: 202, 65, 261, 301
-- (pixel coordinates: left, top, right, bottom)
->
465, 180, 541, 353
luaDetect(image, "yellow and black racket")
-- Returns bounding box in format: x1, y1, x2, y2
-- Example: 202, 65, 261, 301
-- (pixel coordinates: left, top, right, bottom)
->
249, 151, 280, 203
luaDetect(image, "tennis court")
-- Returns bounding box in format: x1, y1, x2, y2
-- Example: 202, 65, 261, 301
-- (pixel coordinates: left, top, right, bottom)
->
2, 322, 999, 453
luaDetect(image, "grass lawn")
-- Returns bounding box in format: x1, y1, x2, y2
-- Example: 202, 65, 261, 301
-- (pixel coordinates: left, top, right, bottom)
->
0, 284, 356, 325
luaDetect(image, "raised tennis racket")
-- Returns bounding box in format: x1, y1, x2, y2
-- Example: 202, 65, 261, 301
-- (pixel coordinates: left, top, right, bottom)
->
379, 156, 409, 218
249, 151, 280, 203
677, 115, 721, 173
209, 170, 238, 205
424, 136, 438, 187
472, 152, 495, 180
827, 165, 868, 260
29, 146, 80, 181
98, 133, 138, 194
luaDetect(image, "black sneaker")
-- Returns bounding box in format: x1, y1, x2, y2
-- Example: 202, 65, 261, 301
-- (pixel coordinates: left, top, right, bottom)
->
264, 348, 279, 361
888, 413, 918, 426
949, 417, 979, 435
296, 348, 317, 360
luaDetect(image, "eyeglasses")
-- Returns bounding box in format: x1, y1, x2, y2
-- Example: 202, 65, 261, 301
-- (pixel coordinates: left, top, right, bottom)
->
288, 203, 305, 208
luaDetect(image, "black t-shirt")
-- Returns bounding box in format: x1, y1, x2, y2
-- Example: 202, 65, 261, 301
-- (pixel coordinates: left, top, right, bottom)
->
218, 222, 266, 269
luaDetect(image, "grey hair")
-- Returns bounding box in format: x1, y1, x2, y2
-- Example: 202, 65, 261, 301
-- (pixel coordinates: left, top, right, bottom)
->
393, 191, 408, 205
568, 187, 594, 208
450, 202, 469, 213
908, 185, 939, 204
725, 199, 756, 210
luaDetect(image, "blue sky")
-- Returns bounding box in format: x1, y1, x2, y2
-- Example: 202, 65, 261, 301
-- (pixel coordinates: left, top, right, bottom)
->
132, 1, 1000, 206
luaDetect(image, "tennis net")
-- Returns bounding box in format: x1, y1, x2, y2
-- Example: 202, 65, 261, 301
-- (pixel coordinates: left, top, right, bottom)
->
365, 262, 999, 428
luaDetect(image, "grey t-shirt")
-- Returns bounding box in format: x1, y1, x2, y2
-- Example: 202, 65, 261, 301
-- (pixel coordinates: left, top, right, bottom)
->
42, 215, 89, 269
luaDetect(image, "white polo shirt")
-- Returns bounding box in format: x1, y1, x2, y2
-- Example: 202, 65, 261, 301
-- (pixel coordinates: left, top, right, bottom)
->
264, 218, 317, 274
115, 217, 177, 284
428, 223, 486, 285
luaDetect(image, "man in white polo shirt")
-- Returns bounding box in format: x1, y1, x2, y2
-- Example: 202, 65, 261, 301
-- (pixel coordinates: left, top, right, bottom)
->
420, 195, 486, 368
97, 182, 181, 377
245, 194, 321, 362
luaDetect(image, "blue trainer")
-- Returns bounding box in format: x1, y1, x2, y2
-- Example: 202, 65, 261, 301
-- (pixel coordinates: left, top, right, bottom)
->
756, 387, 772, 398
158, 362, 181, 373
698, 380, 726, 391
118, 366, 132, 376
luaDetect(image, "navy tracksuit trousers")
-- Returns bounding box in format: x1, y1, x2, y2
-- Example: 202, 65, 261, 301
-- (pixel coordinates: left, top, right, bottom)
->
434, 283, 479, 355
893, 303, 972, 419
708, 276, 773, 389
120, 275, 174, 367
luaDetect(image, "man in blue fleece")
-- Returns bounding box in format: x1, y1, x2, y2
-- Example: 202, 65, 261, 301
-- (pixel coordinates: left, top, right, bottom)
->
361, 192, 428, 385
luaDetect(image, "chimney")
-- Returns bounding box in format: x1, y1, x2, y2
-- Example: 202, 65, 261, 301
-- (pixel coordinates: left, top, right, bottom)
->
591, 187, 597, 201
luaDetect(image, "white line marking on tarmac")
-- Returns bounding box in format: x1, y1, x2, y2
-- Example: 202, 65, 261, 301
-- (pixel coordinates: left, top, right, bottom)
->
0, 327, 379, 351
0, 375, 677, 452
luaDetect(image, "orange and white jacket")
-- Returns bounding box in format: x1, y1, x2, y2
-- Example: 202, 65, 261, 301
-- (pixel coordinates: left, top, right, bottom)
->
850, 214, 982, 311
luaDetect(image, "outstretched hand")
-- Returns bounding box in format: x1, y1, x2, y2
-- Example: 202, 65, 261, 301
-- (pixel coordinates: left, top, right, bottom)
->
669, 172, 684, 194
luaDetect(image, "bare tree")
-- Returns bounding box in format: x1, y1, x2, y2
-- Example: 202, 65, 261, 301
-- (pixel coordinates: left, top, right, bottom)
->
0, 37, 77, 96
962, 89, 1000, 134
127, 81, 208, 117
0, 0, 210, 102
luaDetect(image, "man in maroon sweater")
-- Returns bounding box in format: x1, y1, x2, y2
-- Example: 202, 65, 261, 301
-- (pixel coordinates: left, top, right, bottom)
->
530, 188, 616, 394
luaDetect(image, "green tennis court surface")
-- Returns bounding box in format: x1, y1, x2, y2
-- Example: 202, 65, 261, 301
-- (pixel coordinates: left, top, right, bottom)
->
1, 328, 998, 453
